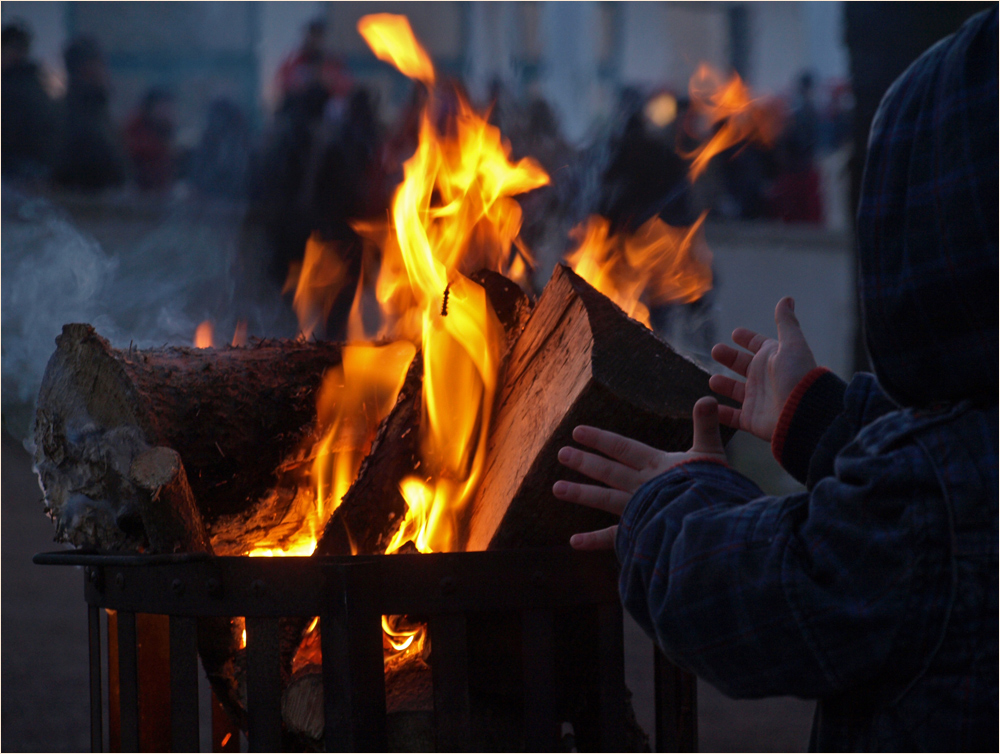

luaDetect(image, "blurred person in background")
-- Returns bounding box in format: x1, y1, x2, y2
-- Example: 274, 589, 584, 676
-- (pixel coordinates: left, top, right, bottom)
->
124, 87, 176, 192
276, 18, 352, 122
189, 97, 250, 201
2, 20, 57, 183
51, 36, 125, 191
772, 71, 823, 224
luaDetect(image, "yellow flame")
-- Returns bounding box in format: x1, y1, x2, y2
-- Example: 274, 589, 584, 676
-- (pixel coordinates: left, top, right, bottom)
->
246, 341, 415, 557
357, 14, 436, 86
684, 64, 781, 181
352, 19, 547, 556
565, 213, 713, 327
194, 320, 214, 348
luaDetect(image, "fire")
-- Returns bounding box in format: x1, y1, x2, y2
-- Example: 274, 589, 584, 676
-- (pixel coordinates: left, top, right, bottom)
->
683, 64, 781, 181
357, 14, 435, 86
194, 320, 214, 348
355, 12, 547, 556
565, 213, 713, 327
284, 234, 352, 341
246, 341, 416, 557
231, 320, 248, 347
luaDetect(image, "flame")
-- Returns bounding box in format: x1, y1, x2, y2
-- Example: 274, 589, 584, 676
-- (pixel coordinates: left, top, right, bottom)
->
565, 213, 713, 327
355, 16, 547, 556
286, 234, 351, 341
246, 341, 416, 557
684, 64, 781, 181
357, 14, 435, 86
194, 320, 214, 348
231, 320, 248, 347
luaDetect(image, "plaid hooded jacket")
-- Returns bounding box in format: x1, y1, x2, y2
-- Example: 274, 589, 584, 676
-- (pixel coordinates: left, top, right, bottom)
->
615, 10, 998, 751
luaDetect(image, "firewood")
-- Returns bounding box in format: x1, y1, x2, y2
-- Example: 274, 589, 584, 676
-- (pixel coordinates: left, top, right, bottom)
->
33, 324, 344, 549
315, 270, 533, 556
129, 446, 213, 554
465, 264, 729, 551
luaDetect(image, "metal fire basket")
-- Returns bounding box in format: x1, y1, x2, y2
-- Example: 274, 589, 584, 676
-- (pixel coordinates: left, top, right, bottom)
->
34, 548, 697, 752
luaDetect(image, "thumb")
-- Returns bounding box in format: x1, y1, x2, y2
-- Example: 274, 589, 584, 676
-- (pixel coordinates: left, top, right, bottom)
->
691, 397, 725, 456
775, 296, 804, 345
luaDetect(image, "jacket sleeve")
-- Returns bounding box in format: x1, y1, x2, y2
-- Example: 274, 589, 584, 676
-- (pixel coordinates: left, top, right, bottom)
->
616, 442, 951, 701
771, 369, 898, 486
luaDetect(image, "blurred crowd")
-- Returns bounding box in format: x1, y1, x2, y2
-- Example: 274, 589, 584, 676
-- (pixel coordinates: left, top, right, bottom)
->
2, 15, 852, 339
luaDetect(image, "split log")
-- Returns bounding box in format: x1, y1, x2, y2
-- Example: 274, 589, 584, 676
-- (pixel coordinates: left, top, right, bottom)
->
465, 264, 730, 551
33, 324, 344, 549
315, 270, 533, 557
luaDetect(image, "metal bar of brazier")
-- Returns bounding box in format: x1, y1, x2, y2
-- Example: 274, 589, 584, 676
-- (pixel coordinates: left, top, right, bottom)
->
35, 548, 697, 752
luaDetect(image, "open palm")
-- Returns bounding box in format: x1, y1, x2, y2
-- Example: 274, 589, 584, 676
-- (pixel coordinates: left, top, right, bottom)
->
708, 297, 817, 442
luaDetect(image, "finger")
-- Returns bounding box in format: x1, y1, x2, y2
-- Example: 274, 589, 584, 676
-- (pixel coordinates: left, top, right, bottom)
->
570, 426, 661, 470
712, 343, 755, 377
732, 327, 770, 354
774, 297, 805, 345
716, 404, 741, 429
708, 374, 746, 404
557, 445, 642, 492
569, 525, 618, 550
552, 480, 632, 516
691, 397, 726, 456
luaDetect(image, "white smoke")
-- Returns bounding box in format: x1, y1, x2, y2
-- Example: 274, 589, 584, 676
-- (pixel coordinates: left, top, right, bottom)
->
1, 184, 291, 443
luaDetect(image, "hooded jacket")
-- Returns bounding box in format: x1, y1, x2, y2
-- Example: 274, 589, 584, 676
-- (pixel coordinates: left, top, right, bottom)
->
616, 10, 998, 751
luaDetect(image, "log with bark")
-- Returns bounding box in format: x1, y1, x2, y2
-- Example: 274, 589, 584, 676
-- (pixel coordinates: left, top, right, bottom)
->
33, 324, 344, 550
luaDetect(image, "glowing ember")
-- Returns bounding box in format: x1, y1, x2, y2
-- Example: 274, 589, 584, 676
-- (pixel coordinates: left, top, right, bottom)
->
683, 64, 781, 181
565, 213, 713, 327
194, 320, 214, 348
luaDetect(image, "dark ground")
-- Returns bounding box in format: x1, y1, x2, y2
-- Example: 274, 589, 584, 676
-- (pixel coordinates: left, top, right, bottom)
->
2, 430, 813, 752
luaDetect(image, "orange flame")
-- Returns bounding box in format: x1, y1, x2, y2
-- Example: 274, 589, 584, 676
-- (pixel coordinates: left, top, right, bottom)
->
194, 320, 214, 348
231, 320, 248, 347
565, 213, 712, 327
357, 14, 435, 86
684, 64, 781, 181
285, 234, 351, 341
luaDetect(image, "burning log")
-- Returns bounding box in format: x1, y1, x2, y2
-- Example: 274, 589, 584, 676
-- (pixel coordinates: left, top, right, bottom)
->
33, 323, 344, 550
465, 263, 727, 551
315, 270, 533, 557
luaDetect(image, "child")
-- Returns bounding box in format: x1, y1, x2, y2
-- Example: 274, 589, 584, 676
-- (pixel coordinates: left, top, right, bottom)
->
553, 9, 997, 750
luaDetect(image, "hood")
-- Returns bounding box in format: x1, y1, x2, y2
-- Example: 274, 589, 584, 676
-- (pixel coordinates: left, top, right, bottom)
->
857, 8, 998, 408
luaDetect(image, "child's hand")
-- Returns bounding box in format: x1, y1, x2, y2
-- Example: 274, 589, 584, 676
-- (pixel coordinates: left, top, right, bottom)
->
554, 397, 728, 550
709, 297, 817, 443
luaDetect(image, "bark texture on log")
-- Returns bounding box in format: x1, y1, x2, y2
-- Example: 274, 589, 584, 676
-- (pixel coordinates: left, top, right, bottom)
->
315, 270, 533, 557
33, 324, 343, 548
465, 264, 729, 551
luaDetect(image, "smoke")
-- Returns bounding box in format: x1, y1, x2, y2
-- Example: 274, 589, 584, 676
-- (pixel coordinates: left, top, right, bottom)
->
1, 184, 291, 443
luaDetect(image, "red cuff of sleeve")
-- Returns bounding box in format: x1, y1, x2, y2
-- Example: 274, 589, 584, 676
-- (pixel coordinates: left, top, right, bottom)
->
771, 367, 831, 464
